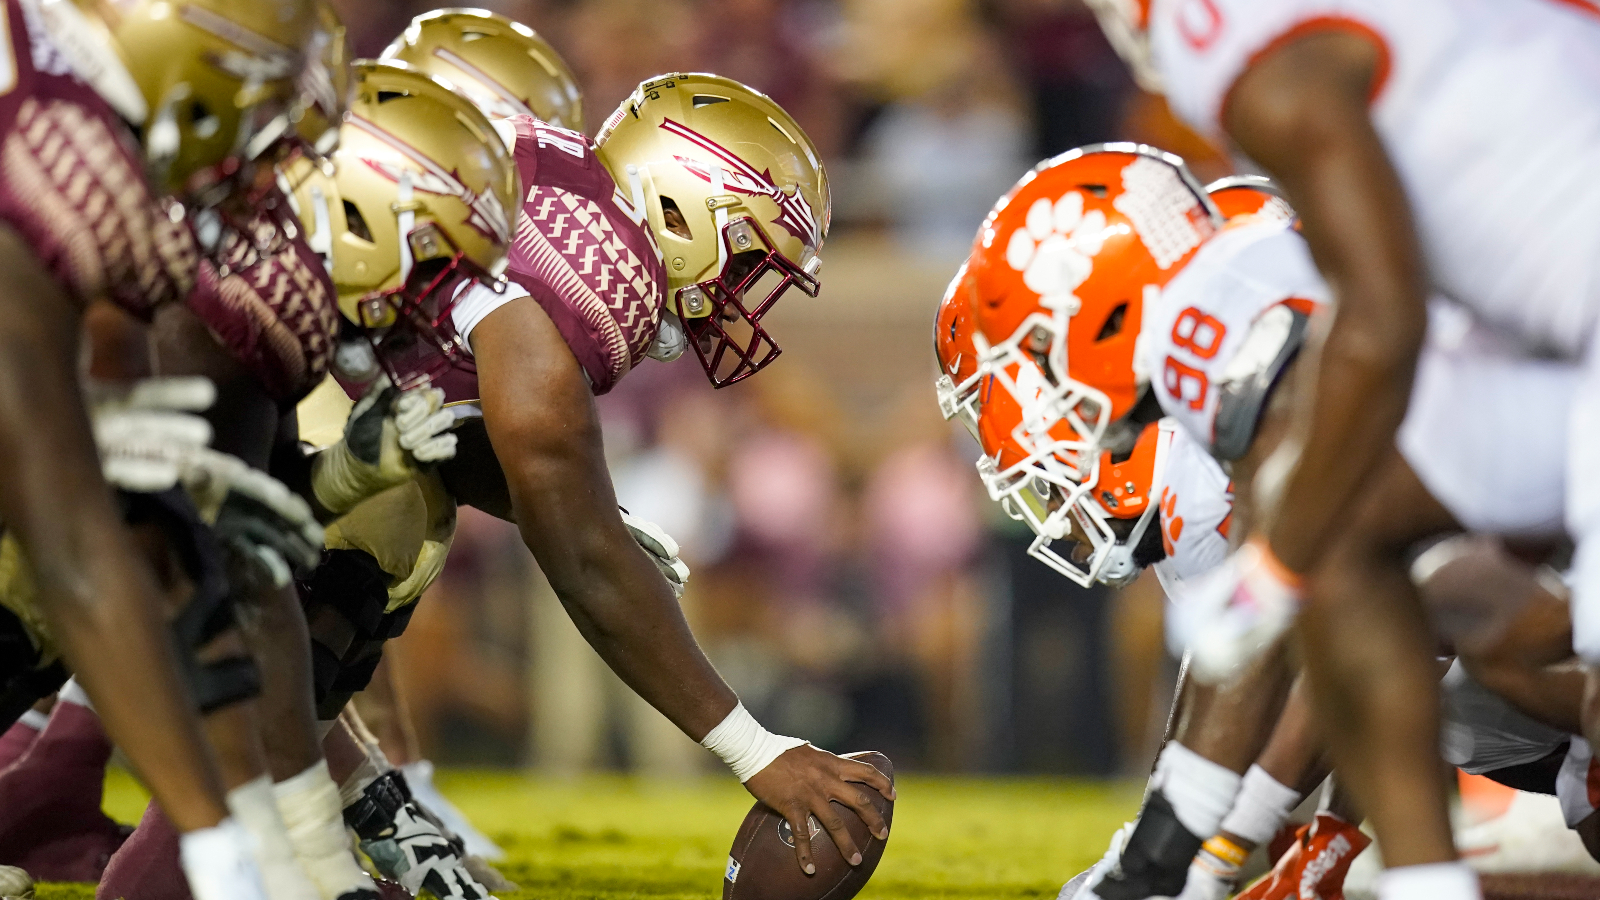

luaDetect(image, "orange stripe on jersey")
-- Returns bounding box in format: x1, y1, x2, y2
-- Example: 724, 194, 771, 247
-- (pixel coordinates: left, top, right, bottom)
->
1280, 296, 1321, 317
1221, 16, 1393, 131
1587, 754, 1600, 810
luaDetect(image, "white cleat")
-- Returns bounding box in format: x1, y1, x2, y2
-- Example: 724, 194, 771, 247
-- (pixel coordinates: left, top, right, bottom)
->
0, 865, 31, 899
401, 761, 504, 861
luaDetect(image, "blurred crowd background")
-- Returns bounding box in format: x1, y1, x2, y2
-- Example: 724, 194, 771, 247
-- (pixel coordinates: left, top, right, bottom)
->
333, 0, 1237, 777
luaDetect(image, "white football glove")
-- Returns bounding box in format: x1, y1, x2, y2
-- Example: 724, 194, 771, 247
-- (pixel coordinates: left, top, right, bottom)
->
90, 377, 217, 493
310, 375, 457, 515
183, 450, 325, 589
1180, 535, 1304, 684
621, 509, 690, 598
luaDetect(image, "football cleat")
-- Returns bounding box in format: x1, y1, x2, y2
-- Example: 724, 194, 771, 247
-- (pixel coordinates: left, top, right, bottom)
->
1235, 813, 1370, 900
1078, 791, 1204, 900
399, 761, 502, 861
347, 774, 495, 900
0, 865, 31, 899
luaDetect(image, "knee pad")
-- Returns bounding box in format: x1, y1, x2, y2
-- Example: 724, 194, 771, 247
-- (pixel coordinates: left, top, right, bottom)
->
126, 489, 262, 714
299, 550, 390, 635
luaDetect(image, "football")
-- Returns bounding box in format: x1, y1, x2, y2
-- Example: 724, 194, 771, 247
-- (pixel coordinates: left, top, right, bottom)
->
722, 751, 895, 900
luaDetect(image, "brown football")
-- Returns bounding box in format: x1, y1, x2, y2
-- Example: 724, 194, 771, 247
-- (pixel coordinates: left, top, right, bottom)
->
722, 751, 895, 900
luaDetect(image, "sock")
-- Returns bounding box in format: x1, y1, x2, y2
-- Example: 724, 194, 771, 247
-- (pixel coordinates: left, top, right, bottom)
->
274, 760, 378, 900
1218, 765, 1301, 845
337, 734, 395, 810
1376, 862, 1479, 900
228, 775, 318, 900
178, 817, 265, 900
1153, 742, 1242, 840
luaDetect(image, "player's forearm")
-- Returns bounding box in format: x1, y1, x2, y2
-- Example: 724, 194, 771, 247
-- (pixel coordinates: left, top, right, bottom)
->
1227, 30, 1428, 574
1262, 328, 1418, 571
528, 521, 737, 741
0, 276, 228, 831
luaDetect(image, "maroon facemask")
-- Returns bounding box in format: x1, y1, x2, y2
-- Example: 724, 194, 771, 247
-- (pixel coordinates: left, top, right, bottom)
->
677, 217, 819, 388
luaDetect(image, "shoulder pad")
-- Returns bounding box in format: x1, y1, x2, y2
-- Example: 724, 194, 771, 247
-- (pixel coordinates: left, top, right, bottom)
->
1210, 303, 1310, 461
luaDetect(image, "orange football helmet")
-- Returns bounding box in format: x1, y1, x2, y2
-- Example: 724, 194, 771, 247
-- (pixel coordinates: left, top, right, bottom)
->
978, 388, 1167, 586
934, 259, 983, 438
1206, 175, 1295, 225
970, 143, 1218, 508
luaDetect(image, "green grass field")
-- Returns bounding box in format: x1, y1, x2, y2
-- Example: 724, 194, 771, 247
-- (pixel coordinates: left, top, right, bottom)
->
39, 769, 1143, 900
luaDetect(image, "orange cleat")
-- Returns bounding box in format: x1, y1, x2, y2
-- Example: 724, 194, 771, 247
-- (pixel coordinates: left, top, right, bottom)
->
1236, 813, 1371, 900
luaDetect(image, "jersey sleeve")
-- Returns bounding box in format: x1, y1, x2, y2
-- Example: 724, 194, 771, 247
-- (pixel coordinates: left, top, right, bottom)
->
1149, 0, 1391, 140
1155, 423, 1233, 583
0, 0, 196, 315
1141, 220, 1329, 446
506, 116, 668, 395
185, 191, 341, 403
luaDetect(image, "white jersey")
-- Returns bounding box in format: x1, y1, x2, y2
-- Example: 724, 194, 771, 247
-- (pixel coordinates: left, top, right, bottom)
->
1152, 420, 1233, 599
1439, 660, 1569, 776
1398, 301, 1576, 537
1148, 0, 1600, 357
1137, 217, 1329, 447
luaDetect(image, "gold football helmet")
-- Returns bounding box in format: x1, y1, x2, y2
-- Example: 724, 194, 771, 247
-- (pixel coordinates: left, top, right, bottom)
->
285, 60, 520, 385
381, 8, 584, 132
594, 73, 829, 387
62, 0, 317, 199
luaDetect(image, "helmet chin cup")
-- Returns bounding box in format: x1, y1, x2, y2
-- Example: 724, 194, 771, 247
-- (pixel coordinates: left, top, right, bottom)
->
361, 231, 496, 390
678, 216, 819, 388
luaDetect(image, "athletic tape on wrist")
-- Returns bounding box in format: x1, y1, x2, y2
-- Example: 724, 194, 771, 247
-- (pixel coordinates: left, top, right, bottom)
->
700, 703, 806, 782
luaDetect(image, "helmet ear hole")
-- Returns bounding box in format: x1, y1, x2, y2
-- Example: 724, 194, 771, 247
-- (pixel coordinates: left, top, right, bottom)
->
342, 200, 374, 243
659, 196, 692, 239
1096, 302, 1128, 341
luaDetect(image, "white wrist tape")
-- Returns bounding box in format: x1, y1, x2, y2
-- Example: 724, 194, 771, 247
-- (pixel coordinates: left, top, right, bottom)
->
700, 703, 806, 782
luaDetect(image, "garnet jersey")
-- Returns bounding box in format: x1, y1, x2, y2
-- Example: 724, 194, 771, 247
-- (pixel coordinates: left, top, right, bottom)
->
1136, 217, 1328, 449
1148, 0, 1600, 357
0, 0, 196, 315
430, 115, 668, 403
186, 187, 341, 403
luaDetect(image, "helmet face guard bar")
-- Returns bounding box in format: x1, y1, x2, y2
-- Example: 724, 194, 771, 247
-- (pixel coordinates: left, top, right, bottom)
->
677, 217, 819, 388
359, 231, 497, 391
1025, 490, 1160, 588
936, 370, 982, 440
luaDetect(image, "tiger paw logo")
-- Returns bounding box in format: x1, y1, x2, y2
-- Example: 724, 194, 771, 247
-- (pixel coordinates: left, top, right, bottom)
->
1004, 192, 1108, 310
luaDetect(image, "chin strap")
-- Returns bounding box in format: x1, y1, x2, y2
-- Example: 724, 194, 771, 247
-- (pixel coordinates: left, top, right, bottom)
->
307, 186, 334, 270
396, 171, 416, 284
710, 166, 729, 277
